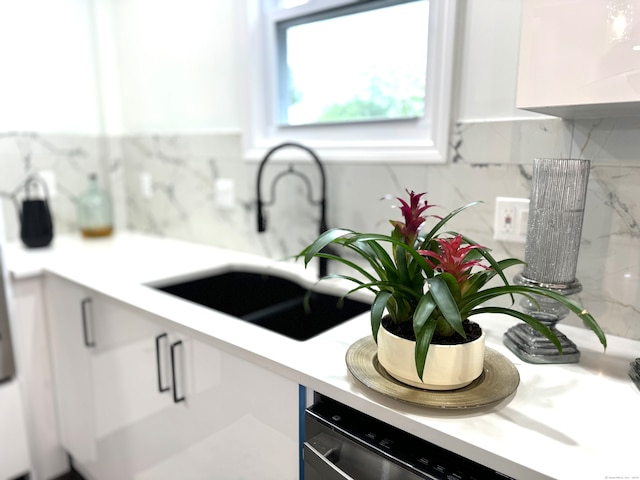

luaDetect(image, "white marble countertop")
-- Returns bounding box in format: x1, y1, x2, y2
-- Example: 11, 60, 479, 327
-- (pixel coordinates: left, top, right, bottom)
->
6, 232, 640, 480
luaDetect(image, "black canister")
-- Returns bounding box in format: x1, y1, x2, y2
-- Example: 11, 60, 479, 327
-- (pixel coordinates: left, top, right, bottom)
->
15, 175, 54, 248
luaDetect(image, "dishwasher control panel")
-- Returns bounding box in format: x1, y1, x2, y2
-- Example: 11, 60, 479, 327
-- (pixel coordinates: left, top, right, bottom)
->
305, 395, 516, 480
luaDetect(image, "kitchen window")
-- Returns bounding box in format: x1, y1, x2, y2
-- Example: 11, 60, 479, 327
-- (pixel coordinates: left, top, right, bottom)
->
240, 0, 457, 162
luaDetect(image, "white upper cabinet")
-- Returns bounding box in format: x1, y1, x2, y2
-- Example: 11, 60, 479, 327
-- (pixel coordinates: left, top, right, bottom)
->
517, 0, 640, 118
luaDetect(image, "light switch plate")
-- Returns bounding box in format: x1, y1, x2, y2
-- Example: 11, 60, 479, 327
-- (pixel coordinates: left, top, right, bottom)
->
494, 197, 529, 243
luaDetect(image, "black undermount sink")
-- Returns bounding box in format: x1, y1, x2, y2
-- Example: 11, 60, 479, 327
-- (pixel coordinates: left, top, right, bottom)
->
151, 269, 370, 341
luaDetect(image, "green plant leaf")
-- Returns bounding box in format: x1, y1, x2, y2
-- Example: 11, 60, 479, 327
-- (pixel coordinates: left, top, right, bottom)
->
412, 292, 437, 336
300, 228, 354, 264
420, 201, 482, 247
458, 285, 535, 314
346, 233, 435, 276
464, 257, 525, 298
474, 246, 512, 289
361, 240, 396, 275
395, 243, 410, 284
339, 242, 387, 280
306, 252, 378, 284
426, 275, 465, 337
414, 315, 437, 380
468, 306, 562, 353
439, 271, 462, 302
317, 274, 378, 296
494, 257, 526, 272
462, 285, 607, 349
371, 290, 392, 342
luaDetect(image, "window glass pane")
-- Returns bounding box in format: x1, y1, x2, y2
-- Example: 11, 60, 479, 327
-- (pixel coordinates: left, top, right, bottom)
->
281, 1, 429, 126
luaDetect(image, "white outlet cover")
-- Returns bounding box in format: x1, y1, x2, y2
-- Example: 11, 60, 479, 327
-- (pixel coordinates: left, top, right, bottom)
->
494, 197, 530, 243
215, 178, 235, 209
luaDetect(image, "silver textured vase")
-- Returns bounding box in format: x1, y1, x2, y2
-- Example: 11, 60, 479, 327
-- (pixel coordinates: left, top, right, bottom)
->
503, 158, 590, 364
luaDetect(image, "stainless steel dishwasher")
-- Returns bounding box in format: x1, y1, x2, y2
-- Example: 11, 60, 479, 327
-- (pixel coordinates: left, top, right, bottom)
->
304, 394, 515, 480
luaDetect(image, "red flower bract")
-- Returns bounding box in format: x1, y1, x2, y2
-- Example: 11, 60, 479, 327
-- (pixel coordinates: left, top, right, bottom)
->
418, 234, 490, 285
389, 190, 439, 246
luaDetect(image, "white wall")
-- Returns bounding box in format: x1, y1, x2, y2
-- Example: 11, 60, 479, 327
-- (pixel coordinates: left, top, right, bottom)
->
101, 0, 242, 134
0, 0, 102, 134
0, 0, 242, 136
1, 0, 529, 135
100, 0, 539, 133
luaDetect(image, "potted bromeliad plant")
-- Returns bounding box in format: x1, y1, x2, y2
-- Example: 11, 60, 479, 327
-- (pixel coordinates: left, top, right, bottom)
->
299, 190, 607, 390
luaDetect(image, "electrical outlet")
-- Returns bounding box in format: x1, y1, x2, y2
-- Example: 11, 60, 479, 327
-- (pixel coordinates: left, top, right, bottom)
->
215, 178, 235, 210
494, 197, 529, 243
140, 172, 153, 198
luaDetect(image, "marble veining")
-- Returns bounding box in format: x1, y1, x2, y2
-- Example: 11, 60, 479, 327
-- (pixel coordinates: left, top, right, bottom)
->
0, 132, 103, 240
573, 117, 640, 165
2, 118, 640, 342
118, 127, 639, 341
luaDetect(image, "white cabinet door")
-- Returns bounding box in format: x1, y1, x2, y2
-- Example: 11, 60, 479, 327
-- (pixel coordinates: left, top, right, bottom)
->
45, 274, 171, 476
46, 274, 300, 480
517, 0, 640, 117
90, 294, 172, 440
11, 276, 68, 480
45, 274, 97, 465
132, 339, 300, 480
97, 334, 300, 480
0, 380, 31, 480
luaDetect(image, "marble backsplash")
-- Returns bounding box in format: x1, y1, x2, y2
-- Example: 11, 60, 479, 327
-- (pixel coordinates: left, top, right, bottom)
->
1, 117, 639, 343
0, 132, 106, 241
121, 117, 640, 341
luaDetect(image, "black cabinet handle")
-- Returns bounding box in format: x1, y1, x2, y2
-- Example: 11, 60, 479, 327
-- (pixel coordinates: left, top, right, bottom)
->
170, 340, 185, 403
155, 333, 170, 393
80, 297, 95, 347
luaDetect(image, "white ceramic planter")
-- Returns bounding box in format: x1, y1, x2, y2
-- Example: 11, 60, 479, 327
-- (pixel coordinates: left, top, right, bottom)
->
377, 325, 486, 390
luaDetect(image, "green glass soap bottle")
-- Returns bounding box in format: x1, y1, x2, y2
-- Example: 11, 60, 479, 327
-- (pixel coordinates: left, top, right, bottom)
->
77, 173, 113, 238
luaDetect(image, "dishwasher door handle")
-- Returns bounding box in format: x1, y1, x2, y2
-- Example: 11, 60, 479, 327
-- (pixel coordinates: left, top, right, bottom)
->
303, 442, 355, 480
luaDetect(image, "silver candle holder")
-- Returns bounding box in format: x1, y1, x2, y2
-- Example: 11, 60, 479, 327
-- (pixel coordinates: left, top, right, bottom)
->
630, 359, 640, 390
503, 158, 590, 364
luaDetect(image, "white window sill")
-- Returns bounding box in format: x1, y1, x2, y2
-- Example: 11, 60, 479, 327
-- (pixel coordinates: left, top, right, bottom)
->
243, 140, 449, 164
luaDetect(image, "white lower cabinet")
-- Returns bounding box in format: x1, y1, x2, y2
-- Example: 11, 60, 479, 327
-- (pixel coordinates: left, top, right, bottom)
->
45, 273, 300, 480
11, 276, 68, 480
0, 380, 31, 480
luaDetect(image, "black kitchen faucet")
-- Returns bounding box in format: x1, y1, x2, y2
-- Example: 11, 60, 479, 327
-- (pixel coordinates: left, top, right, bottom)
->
255, 142, 330, 277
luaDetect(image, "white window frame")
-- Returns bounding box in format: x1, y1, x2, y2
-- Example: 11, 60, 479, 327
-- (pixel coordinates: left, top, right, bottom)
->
239, 0, 457, 163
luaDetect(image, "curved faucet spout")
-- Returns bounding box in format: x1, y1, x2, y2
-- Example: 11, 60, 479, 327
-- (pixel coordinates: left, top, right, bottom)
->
255, 142, 330, 276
